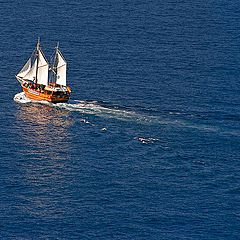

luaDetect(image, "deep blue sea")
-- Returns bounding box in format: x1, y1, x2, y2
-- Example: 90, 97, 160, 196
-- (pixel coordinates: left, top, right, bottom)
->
1, 1, 240, 239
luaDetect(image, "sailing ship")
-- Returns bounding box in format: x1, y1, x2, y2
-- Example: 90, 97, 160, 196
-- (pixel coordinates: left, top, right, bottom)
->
16, 39, 71, 103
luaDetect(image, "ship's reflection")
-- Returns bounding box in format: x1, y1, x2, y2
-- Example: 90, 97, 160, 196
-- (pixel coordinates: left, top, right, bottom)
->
15, 103, 75, 219
16, 103, 73, 160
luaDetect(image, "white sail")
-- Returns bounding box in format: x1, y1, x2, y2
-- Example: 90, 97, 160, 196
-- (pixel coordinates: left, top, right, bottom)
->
17, 58, 31, 78
23, 58, 37, 82
56, 50, 67, 86
37, 49, 49, 85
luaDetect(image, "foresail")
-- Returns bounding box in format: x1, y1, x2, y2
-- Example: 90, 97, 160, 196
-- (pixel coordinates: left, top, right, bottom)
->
17, 58, 31, 78
37, 49, 49, 85
56, 50, 67, 86
23, 59, 37, 82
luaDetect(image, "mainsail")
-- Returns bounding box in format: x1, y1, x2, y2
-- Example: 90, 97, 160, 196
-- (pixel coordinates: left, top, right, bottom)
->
55, 48, 67, 86
17, 40, 49, 85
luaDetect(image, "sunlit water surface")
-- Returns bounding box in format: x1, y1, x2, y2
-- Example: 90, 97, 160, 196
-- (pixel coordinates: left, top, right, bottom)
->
1, 1, 240, 239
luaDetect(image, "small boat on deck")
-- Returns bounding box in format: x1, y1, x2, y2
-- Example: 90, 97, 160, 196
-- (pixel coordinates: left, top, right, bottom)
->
16, 39, 71, 103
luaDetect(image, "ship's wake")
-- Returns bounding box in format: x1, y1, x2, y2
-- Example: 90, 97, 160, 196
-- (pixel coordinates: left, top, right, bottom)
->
13, 92, 153, 123
13, 92, 240, 137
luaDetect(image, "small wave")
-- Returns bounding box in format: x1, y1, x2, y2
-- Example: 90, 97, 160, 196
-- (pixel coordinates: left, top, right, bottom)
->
13, 92, 50, 105
169, 111, 181, 115
13, 92, 32, 104
135, 137, 160, 144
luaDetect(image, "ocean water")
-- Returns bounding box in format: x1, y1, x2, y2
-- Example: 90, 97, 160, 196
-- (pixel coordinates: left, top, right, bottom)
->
1, 0, 240, 239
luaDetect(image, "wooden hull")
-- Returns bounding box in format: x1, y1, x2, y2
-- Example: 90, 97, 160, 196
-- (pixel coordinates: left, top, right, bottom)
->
22, 86, 70, 103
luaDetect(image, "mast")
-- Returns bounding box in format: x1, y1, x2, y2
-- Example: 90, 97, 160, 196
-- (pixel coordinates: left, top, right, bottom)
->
35, 37, 40, 84
53, 42, 59, 82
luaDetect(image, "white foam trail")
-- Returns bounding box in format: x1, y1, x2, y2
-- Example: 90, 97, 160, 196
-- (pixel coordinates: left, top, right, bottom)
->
11, 93, 208, 127
13, 92, 150, 123
13, 92, 238, 137
55, 101, 139, 119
